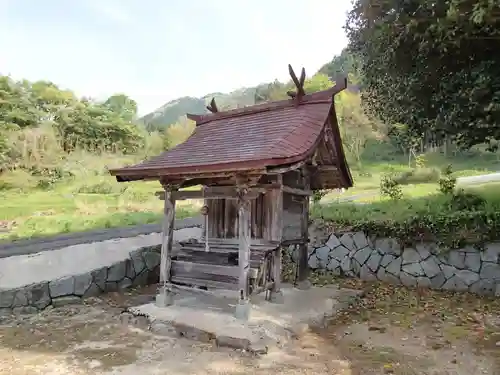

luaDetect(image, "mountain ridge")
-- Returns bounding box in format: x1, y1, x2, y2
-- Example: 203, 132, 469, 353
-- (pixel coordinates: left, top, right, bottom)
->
139, 50, 354, 131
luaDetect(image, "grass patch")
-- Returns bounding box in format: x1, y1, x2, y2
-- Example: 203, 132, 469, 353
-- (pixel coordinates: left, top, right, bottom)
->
0, 172, 201, 240
313, 182, 500, 248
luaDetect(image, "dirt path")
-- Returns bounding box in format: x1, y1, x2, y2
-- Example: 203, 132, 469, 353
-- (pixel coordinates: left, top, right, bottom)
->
0, 282, 498, 374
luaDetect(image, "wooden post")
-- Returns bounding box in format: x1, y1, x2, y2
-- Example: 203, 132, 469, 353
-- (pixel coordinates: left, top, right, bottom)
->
235, 190, 251, 320
156, 186, 177, 307
270, 175, 284, 303
297, 167, 311, 289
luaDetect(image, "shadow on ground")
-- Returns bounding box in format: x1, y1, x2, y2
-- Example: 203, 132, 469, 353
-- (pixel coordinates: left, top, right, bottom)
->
0, 281, 499, 374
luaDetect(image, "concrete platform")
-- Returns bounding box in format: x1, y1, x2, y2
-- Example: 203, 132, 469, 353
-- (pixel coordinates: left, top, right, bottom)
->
124, 284, 363, 354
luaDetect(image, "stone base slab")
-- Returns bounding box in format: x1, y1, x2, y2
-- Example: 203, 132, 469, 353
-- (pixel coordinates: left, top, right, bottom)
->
122, 284, 362, 354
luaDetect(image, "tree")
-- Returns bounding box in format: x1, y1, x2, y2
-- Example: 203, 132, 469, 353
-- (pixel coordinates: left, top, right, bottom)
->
104, 94, 138, 122
319, 48, 363, 84
336, 90, 381, 163
346, 0, 500, 149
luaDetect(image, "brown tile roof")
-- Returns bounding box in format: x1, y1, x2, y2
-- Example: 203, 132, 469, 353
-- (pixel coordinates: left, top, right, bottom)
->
110, 82, 351, 185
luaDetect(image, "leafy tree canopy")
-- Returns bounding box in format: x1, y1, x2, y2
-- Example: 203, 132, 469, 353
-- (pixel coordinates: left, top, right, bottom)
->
346, 0, 500, 149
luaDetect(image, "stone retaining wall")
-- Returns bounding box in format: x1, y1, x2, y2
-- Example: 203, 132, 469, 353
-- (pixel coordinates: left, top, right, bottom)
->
287, 231, 500, 296
0, 246, 161, 315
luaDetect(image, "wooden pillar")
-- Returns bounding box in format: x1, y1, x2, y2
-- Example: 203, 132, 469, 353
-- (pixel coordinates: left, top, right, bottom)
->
235, 190, 251, 320
270, 175, 284, 303
297, 167, 311, 289
156, 186, 177, 307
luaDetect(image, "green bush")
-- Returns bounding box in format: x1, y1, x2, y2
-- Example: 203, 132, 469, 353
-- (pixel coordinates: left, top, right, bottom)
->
450, 190, 486, 211
393, 167, 441, 185
380, 173, 403, 200
75, 180, 127, 194
29, 166, 74, 189
438, 164, 456, 195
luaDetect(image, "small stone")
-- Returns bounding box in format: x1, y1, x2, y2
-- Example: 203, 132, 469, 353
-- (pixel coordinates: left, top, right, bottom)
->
480, 263, 500, 281
374, 238, 401, 255
455, 269, 480, 286
360, 264, 377, 281
12, 306, 38, 315
91, 267, 107, 290
339, 233, 355, 252
420, 255, 442, 278
315, 246, 330, 263
330, 245, 350, 261
325, 234, 341, 249
340, 257, 352, 275
52, 296, 81, 308
481, 242, 500, 262
447, 251, 466, 270
26, 283, 51, 310
464, 252, 481, 272
380, 254, 395, 267
417, 277, 431, 288
352, 232, 369, 250
326, 258, 340, 272
368, 326, 387, 333
400, 272, 417, 287
441, 265, 457, 279
401, 262, 424, 277
386, 257, 402, 276
108, 261, 127, 282
12, 289, 28, 307
118, 277, 133, 290
84, 283, 102, 297
133, 270, 151, 287
49, 276, 75, 298
308, 255, 319, 269
130, 249, 146, 274
469, 279, 495, 295
143, 251, 161, 271
353, 247, 372, 266
430, 273, 446, 289
0, 289, 16, 308
402, 248, 421, 264
442, 276, 468, 292
415, 243, 432, 260
366, 253, 382, 272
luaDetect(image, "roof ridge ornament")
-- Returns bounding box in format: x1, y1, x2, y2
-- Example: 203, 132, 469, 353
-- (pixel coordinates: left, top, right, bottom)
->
206, 98, 219, 113
286, 64, 306, 107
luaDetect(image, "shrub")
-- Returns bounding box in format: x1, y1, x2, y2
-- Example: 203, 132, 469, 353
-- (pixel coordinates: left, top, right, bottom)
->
29, 166, 74, 189
380, 173, 403, 200
75, 180, 128, 194
0, 169, 38, 191
393, 167, 441, 185
450, 189, 486, 211
438, 164, 457, 195
312, 190, 329, 203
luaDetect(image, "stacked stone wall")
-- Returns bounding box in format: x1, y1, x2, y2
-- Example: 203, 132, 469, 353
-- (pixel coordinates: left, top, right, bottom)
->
287, 231, 500, 296
0, 246, 161, 315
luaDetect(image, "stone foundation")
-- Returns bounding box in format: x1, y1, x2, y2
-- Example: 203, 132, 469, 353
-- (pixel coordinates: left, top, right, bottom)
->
0, 246, 161, 315
287, 231, 500, 296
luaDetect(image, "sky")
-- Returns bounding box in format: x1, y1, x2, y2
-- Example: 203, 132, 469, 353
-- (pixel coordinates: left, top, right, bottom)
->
0, 0, 351, 115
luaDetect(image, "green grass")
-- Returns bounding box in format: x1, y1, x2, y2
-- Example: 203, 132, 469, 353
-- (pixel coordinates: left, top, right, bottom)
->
1, 150, 498, 241
0, 175, 200, 241
313, 182, 500, 225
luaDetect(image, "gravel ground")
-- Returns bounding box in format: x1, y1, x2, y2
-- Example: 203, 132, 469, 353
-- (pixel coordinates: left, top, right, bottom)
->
0, 282, 498, 375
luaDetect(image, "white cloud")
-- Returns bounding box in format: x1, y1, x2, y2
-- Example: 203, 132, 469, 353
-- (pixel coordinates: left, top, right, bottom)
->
84, 0, 133, 24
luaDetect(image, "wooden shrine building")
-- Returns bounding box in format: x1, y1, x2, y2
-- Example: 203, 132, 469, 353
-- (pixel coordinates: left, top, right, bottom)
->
109, 65, 353, 319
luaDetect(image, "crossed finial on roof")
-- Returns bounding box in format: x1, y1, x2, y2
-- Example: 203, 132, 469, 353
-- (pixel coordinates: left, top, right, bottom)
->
206, 97, 218, 113
286, 64, 306, 106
